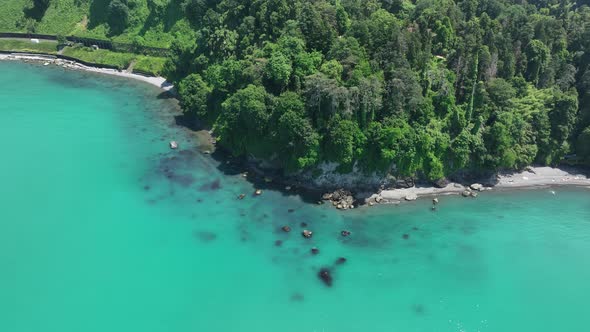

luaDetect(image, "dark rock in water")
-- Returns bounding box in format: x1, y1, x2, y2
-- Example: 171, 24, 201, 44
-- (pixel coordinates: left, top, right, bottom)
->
412, 227, 419, 231
341, 230, 351, 237
335, 257, 347, 265
311, 247, 319, 255
290, 293, 304, 302
274, 240, 283, 247
210, 179, 221, 190
193, 231, 217, 243
237, 194, 246, 200
412, 304, 425, 315
196, 198, 203, 203
402, 234, 410, 240
302, 230, 313, 238
143, 185, 151, 191
199, 179, 221, 191
318, 268, 333, 287
300, 222, 308, 228
288, 209, 295, 213
431, 206, 437, 211
281, 225, 291, 233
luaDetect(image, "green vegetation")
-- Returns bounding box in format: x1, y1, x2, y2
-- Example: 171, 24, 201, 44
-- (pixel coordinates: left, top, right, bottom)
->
0, 39, 165, 75
0, 0, 190, 48
3, 0, 590, 182
61, 46, 135, 69
166, 0, 590, 180
0, 38, 58, 53
61, 46, 166, 74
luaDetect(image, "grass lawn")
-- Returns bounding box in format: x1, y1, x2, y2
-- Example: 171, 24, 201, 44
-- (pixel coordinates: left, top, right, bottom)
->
0, 38, 166, 76
0, 38, 58, 54
61, 46, 166, 75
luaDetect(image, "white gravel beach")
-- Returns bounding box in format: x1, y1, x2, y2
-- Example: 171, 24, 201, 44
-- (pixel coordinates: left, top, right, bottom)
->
0, 53, 174, 91
371, 166, 590, 204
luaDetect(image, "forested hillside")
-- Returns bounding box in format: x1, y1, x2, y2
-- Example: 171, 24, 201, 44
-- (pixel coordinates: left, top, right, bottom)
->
4, 0, 590, 182
169, 0, 590, 181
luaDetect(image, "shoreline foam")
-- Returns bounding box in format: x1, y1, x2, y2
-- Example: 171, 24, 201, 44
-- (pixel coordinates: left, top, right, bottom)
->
0, 53, 174, 91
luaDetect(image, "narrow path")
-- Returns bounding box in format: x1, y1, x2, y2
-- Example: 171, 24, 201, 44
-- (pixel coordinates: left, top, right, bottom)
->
125, 60, 136, 73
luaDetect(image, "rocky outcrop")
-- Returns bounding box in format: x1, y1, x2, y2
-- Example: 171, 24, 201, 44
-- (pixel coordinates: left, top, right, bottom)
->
302, 230, 313, 238
169, 141, 178, 149
322, 189, 355, 210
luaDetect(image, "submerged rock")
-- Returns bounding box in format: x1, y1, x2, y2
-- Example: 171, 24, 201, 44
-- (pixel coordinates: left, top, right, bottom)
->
335, 257, 347, 265
237, 194, 246, 200
290, 293, 304, 302
341, 230, 351, 237
402, 234, 410, 240
311, 247, 319, 255
318, 268, 333, 287
281, 225, 291, 233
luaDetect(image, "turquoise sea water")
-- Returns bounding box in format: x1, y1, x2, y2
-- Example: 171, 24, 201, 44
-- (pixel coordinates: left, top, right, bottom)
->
1, 61, 590, 332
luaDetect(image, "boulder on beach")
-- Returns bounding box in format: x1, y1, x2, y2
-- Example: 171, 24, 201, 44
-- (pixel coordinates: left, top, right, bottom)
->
169, 141, 178, 149
462, 190, 472, 197
433, 198, 439, 205
470, 183, 483, 191
405, 193, 418, 201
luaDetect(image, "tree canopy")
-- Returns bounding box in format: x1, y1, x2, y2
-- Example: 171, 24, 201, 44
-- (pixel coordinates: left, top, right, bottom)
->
165, 0, 590, 181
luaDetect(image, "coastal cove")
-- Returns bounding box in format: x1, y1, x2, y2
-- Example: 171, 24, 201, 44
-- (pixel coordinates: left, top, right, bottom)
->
2, 62, 590, 332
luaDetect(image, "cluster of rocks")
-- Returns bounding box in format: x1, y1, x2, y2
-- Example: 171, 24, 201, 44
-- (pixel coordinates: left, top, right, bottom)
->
461, 183, 490, 198
321, 189, 355, 210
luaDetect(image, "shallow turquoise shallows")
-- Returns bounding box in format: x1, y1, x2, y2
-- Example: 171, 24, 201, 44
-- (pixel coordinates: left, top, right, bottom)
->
1, 61, 590, 332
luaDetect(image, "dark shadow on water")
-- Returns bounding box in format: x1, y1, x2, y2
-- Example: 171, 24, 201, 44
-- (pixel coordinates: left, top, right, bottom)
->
170, 113, 326, 205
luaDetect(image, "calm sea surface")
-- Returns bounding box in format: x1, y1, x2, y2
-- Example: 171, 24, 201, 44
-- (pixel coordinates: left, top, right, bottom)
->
1, 61, 590, 332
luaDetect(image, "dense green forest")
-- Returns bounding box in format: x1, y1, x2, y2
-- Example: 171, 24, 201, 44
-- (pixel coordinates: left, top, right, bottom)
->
4, 0, 590, 182
168, 0, 590, 181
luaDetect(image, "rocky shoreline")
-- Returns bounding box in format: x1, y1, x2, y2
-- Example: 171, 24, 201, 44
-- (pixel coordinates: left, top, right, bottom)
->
6, 54, 589, 209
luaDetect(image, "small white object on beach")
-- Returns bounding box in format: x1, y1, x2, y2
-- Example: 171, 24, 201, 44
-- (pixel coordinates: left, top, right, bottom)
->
522, 176, 529, 180
30, 38, 40, 44
44, 62, 49, 66
169, 141, 178, 149
405, 193, 418, 201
